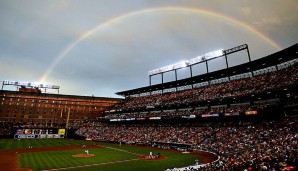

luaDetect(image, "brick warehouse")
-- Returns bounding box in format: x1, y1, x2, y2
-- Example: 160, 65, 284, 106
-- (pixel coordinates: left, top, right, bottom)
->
0, 88, 123, 125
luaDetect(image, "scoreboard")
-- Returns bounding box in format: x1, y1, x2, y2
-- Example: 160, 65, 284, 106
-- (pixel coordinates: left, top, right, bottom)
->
14, 128, 65, 139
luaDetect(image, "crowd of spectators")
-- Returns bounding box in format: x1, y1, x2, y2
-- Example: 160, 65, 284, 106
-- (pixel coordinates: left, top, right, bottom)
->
0, 121, 12, 135
194, 119, 297, 170
117, 64, 298, 111
76, 118, 298, 170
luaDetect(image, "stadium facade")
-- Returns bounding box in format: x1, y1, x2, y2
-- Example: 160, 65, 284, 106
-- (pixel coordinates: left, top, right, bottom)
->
0, 89, 123, 126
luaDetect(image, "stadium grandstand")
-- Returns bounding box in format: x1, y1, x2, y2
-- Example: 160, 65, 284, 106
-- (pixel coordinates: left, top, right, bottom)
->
76, 43, 298, 170
1, 44, 297, 170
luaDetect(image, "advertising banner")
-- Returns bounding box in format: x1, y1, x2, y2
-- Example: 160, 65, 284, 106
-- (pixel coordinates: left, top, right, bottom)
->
14, 134, 39, 139
58, 129, 65, 135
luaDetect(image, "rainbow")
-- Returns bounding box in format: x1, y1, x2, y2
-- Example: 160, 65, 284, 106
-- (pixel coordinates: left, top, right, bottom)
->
39, 6, 282, 82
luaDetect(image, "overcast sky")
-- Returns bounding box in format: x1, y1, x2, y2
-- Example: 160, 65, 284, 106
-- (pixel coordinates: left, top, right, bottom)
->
0, 0, 297, 98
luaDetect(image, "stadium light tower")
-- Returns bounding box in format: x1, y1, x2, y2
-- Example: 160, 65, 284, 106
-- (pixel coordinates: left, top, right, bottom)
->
148, 44, 251, 88
149, 60, 190, 85
1, 80, 60, 93
148, 49, 224, 86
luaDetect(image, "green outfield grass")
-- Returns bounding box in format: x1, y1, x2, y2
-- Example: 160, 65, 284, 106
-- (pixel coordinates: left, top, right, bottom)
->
1, 139, 201, 171
0, 138, 96, 150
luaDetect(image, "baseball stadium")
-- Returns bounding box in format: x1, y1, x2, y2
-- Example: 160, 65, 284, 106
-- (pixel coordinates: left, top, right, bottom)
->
0, 43, 297, 171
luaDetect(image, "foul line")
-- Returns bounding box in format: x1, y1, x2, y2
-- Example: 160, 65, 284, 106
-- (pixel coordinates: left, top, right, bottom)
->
42, 158, 140, 171
104, 146, 142, 156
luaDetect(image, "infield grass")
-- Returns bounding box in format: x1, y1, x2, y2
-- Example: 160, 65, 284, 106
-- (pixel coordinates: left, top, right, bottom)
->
71, 143, 200, 171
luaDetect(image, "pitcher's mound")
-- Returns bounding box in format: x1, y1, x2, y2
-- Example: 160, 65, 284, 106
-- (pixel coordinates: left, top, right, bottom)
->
72, 154, 95, 157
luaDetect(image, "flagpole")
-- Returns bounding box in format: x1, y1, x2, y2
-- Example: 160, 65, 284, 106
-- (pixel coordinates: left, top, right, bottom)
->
65, 107, 70, 139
